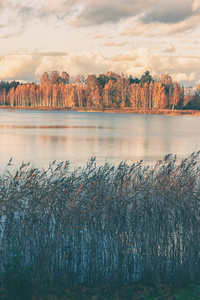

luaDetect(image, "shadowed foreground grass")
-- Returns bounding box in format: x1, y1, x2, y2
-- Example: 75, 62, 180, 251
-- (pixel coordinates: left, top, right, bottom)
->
33, 281, 200, 299
1, 281, 200, 299
0, 153, 199, 299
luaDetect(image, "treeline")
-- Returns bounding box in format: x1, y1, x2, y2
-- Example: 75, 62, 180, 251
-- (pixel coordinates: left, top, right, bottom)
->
0, 71, 200, 109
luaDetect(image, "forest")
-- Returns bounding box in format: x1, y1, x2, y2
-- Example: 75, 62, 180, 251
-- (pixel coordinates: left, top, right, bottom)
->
0, 71, 200, 110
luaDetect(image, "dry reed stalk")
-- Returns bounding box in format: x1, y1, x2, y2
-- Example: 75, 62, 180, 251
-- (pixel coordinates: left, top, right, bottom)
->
0, 153, 199, 287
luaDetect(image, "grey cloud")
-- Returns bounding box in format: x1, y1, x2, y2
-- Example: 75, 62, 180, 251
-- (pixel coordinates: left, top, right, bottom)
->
70, 0, 149, 27
57, 10, 75, 20
0, 1, 78, 39
141, 0, 197, 24
69, 0, 200, 28
76, 5, 131, 26
38, 0, 80, 20
124, 13, 200, 36
18, 6, 34, 18
1, 0, 199, 31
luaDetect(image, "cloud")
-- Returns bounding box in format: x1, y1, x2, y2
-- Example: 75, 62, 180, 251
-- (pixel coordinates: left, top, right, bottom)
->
68, 0, 151, 27
0, 54, 40, 82
1, 27, 25, 39
35, 52, 111, 77
0, 0, 199, 88
101, 40, 128, 47
92, 34, 106, 39
0, 52, 110, 82
192, 0, 200, 11
124, 14, 200, 36
163, 45, 175, 53
6, 51, 68, 57
18, 6, 35, 18
172, 72, 196, 83
0, 0, 80, 39
34, 52, 68, 56
141, 0, 194, 24
1, 49, 200, 86
1, 0, 199, 39
111, 53, 139, 62
67, 0, 200, 29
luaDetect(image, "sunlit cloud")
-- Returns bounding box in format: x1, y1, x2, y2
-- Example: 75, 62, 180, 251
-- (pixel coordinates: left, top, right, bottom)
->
101, 40, 129, 47
0, 0, 199, 86
0, 49, 200, 86
172, 72, 196, 83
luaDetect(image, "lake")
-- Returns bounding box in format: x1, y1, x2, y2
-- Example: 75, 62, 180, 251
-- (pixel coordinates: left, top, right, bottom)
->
0, 109, 200, 172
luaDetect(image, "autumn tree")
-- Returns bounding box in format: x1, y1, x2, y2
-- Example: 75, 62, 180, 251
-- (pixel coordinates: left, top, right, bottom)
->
98, 74, 109, 88
52, 84, 59, 107
103, 80, 115, 107
115, 74, 129, 108
29, 84, 37, 107
148, 81, 154, 108
106, 71, 119, 82
73, 75, 85, 85
171, 82, 183, 109
85, 75, 100, 107
159, 74, 173, 108
152, 82, 167, 108
129, 84, 141, 108
43, 84, 52, 106
75, 84, 85, 107
40, 72, 50, 85
50, 71, 60, 85
0, 89, 6, 106
140, 82, 149, 108
4, 70, 193, 110
8, 87, 15, 107
61, 71, 69, 84
63, 84, 75, 108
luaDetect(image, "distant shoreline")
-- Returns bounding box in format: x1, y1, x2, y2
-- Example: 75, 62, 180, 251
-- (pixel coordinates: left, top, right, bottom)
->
1, 106, 200, 116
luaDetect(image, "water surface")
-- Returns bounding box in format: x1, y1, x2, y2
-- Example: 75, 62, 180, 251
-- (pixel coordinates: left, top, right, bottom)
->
0, 109, 200, 171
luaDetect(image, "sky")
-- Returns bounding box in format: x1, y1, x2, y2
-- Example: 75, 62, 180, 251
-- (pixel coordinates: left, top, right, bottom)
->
0, 0, 200, 86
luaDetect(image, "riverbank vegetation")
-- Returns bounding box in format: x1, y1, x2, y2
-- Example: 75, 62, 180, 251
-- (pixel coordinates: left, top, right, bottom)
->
0, 71, 200, 110
0, 153, 199, 298
2, 106, 200, 116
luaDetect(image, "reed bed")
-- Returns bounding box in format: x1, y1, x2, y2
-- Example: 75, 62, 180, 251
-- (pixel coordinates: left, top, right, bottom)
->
0, 153, 199, 288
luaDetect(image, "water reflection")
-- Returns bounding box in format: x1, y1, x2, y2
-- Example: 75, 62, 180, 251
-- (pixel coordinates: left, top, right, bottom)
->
0, 124, 113, 129
0, 110, 200, 171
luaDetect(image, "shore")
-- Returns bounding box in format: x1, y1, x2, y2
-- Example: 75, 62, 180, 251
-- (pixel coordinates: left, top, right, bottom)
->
1, 105, 200, 116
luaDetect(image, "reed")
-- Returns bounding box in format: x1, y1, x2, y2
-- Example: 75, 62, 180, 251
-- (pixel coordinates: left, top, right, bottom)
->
0, 153, 199, 290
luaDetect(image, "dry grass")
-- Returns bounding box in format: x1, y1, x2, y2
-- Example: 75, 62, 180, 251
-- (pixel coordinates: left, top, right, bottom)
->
0, 106, 200, 116
0, 153, 199, 289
